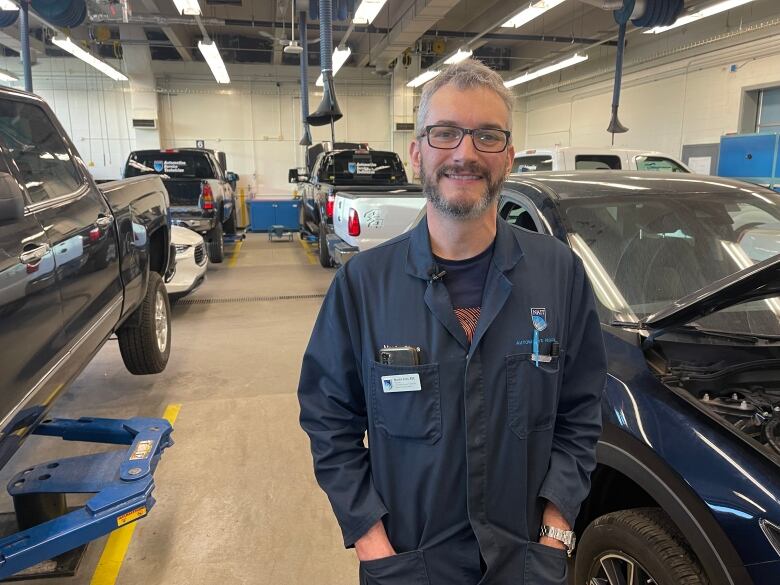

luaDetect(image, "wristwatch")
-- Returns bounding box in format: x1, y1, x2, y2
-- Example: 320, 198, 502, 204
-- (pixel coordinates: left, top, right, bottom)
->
539, 525, 576, 557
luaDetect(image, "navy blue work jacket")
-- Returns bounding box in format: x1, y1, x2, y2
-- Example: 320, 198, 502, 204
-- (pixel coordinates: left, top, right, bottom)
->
298, 217, 606, 585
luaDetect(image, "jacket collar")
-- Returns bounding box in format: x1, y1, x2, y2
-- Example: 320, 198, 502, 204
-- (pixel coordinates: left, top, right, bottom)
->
405, 212, 524, 280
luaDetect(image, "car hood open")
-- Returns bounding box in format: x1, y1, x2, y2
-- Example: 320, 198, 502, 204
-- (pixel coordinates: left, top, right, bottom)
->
643, 254, 780, 330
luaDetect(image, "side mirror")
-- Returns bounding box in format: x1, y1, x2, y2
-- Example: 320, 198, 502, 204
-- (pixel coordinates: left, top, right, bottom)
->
289, 168, 306, 183
226, 171, 239, 189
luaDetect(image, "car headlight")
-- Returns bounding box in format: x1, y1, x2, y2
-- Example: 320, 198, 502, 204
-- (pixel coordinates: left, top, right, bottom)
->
760, 519, 780, 557
174, 244, 192, 254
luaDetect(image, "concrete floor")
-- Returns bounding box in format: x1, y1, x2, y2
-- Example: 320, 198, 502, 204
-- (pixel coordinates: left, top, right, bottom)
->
0, 234, 358, 584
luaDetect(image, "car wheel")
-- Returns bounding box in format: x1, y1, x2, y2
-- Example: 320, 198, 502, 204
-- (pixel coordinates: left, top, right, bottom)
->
117, 272, 171, 375
207, 222, 224, 263
318, 222, 333, 268
575, 508, 708, 585
223, 206, 237, 234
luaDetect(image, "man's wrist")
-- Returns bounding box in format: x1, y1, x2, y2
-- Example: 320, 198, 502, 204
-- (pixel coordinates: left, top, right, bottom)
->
354, 520, 396, 562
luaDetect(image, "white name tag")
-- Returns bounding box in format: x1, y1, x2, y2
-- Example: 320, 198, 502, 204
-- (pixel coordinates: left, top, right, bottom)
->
381, 374, 422, 393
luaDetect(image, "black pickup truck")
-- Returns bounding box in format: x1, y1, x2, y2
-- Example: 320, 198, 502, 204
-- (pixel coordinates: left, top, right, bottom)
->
124, 148, 237, 263
290, 146, 418, 267
0, 87, 172, 470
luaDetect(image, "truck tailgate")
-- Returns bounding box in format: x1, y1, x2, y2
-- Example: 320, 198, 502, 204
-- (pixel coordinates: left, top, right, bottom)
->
334, 190, 426, 251
160, 178, 204, 206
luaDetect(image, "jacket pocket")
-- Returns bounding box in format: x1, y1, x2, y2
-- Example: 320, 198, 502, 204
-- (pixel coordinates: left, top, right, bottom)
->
360, 550, 431, 585
370, 361, 441, 444
506, 352, 562, 439
524, 541, 568, 585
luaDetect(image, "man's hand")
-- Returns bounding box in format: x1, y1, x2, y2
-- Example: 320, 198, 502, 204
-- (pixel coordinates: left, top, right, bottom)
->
539, 500, 569, 551
354, 520, 396, 562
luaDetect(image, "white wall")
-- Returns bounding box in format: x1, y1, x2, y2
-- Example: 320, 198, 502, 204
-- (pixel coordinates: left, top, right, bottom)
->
521, 29, 780, 158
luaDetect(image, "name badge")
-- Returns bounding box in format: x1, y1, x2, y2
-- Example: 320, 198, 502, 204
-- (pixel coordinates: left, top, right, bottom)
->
381, 374, 422, 393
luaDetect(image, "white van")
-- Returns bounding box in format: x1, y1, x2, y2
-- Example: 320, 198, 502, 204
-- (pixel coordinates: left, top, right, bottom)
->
512, 147, 690, 173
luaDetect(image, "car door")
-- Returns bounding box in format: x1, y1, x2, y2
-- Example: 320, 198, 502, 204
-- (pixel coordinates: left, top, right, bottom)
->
0, 95, 122, 356
0, 146, 64, 465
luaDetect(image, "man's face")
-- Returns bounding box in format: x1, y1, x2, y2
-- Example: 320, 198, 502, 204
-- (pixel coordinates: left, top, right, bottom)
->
410, 84, 515, 220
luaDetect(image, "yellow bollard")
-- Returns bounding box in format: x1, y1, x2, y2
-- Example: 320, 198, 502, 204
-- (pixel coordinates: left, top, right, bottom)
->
239, 187, 247, 229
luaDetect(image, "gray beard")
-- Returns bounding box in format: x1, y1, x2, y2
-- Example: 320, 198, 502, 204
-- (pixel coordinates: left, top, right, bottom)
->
421, 160, 504, 220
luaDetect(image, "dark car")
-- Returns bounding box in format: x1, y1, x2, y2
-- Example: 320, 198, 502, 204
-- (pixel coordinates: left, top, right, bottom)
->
494, 172, 780, 585
0, 87, 172, 471
124, 148, 237, 263
291, 146, 419, 267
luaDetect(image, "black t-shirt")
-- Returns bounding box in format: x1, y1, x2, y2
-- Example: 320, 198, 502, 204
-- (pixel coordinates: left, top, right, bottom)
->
434, 242, 495, 343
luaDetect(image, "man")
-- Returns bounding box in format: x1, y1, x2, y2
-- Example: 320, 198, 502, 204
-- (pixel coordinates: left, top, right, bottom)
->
298, 59, 606, 585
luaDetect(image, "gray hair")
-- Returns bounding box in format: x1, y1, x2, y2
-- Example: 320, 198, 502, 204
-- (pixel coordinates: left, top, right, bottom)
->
415, 59, 514, 136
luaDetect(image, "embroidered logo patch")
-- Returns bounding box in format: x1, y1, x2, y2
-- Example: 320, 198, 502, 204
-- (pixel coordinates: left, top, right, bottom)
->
531, 308, 548, 332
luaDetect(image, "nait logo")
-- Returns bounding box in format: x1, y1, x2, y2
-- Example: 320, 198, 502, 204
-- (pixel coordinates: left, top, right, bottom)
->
531, 308, 548, 332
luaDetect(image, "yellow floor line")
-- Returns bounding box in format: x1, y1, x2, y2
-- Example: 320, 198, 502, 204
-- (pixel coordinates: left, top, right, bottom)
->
89, 404, 182, 585
298, 238, 317, 265
227, 240, 243, 268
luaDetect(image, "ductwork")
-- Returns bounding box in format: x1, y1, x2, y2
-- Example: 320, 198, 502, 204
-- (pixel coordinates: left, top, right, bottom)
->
307, 0, 343, 133
578, 0, 624, 9
298, 9, 312, 146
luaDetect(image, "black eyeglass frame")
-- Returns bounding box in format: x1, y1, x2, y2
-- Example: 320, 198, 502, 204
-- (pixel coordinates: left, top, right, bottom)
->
419, 124, 512, 153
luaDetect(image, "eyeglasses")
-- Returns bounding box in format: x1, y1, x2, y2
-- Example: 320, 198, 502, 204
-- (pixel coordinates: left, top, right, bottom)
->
420, 125, 511, 153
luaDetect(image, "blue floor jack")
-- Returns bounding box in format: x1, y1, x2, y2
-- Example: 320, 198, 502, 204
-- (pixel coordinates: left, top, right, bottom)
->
0, 416, 173, 580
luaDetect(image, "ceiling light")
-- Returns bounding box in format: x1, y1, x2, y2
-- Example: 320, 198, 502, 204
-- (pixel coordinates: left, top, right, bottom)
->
198, 40, 230, 84
645, 0, 758, 34
172, 0, 201, 16
51, 37, 128, 81
353, 0, 387, 24
407, 70, 440, 88
504, 53, 587, 87
502, 0, 567, 28
0, 70, 17, 82
0, 0, 18, 10
444, 47, 473, 65
316, 46, 352, 86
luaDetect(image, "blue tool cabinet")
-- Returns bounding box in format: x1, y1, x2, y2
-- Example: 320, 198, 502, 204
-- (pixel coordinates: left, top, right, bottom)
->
248, 199, 300, 232
718, 133, 780, 191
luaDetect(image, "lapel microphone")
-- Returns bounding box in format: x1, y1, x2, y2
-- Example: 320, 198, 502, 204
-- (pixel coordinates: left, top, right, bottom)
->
429, 265, 447, 283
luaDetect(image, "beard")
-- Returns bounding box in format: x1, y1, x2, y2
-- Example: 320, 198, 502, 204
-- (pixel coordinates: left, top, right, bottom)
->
420, 159, 505, 220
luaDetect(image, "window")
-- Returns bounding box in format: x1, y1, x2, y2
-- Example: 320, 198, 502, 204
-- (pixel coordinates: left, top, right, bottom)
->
500, 200, 539, 232
635, 156, 689, 173
757, 86, 780, 134
0, 100, 82, 204
512, 155, 552, 173
125, 151, 218, 179
319, 152, 407, 185
575, 155, 622, 170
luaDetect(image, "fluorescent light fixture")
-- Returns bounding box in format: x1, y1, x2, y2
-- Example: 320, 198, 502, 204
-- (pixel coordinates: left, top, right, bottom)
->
51, 37, 128, 81
0, 1, 18, 10
444, 47, 473, 65
172, 0, 201, 16
407, 70, 440, 88
645, 0, 758, 34
0, 70, 17, 82
353, 0, 387, 24
502, 0, 567, 28
316, 46, 352, 86
198, 40, 230, 84
504, 53, 587, 87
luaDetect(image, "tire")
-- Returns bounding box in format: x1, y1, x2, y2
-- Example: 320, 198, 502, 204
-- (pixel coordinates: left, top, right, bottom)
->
574, 508, 708, 585
318, 222, 333, 268
223, 205, 237, 234
117, 272, 171, 375
207, 221, 224, 263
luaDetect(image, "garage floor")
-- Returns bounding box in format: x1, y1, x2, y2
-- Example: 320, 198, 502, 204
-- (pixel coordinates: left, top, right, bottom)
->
0, 234, 357, 584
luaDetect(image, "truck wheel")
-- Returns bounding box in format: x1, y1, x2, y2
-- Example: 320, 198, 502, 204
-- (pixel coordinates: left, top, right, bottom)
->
574, 508, 708, 585
117, 272, 171, 375
223, 206, 237, 234
207, 222, 224, 263
318, 223, 333, 268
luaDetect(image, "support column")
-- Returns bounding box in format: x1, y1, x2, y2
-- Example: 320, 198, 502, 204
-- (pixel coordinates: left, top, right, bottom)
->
119, 26, 160, 149
391, 56, 420, 178
19, 0, 31, 92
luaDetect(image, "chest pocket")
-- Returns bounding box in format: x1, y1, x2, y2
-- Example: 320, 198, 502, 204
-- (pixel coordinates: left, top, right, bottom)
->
369, 361, 441, 444
506, 352, 563, 438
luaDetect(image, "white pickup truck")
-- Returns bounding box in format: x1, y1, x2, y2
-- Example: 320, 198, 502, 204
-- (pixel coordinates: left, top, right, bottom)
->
327, 188, 425, 265
512, 146, 690, 173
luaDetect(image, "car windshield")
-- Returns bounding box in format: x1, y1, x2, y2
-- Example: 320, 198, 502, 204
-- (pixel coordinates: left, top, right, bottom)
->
559, 187, 780, 335
320, 152, 407, 185
125, 151, 216, 179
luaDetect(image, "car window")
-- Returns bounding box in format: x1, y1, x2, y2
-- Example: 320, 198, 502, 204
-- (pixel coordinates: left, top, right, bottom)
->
500, 200, 539, 232
575, 155, 622, 170
0, 99, 82, 204
319, 152, 407, 185
125, 151, 217, 179
512, 155, 552, 173
635, 156, 688, 173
